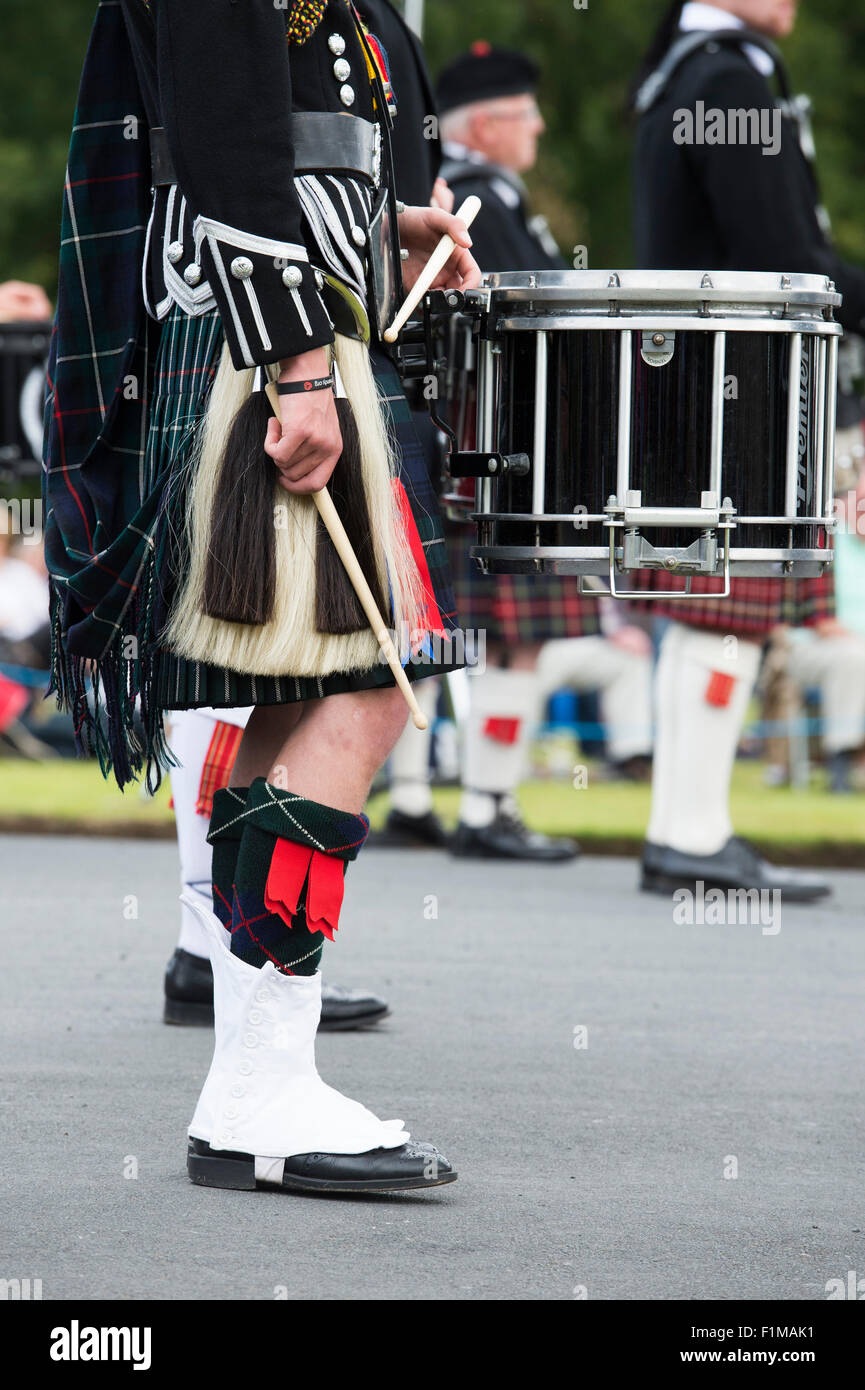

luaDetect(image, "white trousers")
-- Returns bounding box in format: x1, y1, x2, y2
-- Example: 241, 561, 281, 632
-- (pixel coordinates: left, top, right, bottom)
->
535, 636, 653, 762
785, 634, 865, 754
646, 623, 762, 856
167, 707, 252, 955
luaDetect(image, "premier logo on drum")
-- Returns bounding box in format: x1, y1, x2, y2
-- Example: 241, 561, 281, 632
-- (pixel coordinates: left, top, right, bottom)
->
672, 101, 782, 156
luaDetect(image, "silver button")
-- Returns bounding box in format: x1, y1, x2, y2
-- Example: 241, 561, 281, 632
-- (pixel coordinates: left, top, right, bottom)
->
183, 263, 202, 286
238, 1060, 253, 1076
314, 270, 324, 289
248, 1009, 263, 1025
351, 225, 366, 247
339, 84, 355, 107
282, 265, 303, 288
333, 58, 351, 82
231, 256, 254, 280
328, 33, 346, 55
167, 241, 184, 264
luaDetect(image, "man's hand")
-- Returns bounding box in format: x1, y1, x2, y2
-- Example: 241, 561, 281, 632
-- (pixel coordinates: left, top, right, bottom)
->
0, 279, 53, 323
264, 347, 342, 494
397, 204, 482, 294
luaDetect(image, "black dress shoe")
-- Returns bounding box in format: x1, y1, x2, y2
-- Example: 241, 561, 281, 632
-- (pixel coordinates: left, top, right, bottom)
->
164, 951, 390, 1030
164, 948, 214, 1026
640, 836, 831, 903
187, 1136, 457, 1193
317, 983, 390, 1031
451, 804, 579, 862
378, 807, 449, 848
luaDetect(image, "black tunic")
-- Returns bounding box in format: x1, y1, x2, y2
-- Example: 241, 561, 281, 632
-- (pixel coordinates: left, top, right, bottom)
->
438, 146, 565, 274
633, 31, 865, 334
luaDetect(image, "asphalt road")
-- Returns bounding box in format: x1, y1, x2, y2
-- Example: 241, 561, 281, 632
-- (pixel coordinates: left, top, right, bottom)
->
2, 834, 863, 1301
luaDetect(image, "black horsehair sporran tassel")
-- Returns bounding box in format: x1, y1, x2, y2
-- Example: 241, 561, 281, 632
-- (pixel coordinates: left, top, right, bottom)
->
200, 380, 390, 634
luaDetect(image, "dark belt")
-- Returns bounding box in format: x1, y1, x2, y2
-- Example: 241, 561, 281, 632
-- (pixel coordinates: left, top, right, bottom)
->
150, 113, 381, 189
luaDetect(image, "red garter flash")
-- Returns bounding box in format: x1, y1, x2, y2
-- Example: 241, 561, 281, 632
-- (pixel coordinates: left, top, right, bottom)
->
705, 671, 737, 708
483, 716, 522, 745
264, 840, 345, 942
393, 478, 447, 644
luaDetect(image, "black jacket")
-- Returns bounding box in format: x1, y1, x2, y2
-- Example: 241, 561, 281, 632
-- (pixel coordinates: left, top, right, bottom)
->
121, 0, 397, 368
357, 0, 441, 205
437, 146, 565, 274
633, 33, 865, 334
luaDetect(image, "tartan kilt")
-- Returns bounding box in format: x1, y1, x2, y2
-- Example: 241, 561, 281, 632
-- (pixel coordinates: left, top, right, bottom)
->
627, 570, 835, 637
149, 305, 462, 714
445, 522, 600, 646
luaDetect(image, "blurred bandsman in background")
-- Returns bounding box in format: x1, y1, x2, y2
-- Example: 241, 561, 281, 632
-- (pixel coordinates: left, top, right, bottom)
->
629, 0, 865, 898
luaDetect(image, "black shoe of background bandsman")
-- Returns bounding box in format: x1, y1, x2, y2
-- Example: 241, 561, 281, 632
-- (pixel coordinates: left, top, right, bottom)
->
164, 950, 390, 1029
187, 1137, 457, 1194
640, 836, 832, 903
378, 807, 450, 848
450, 816, 580, 862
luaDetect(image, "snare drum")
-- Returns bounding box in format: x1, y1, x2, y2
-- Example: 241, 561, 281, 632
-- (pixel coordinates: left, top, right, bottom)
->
452, 271, 839, 594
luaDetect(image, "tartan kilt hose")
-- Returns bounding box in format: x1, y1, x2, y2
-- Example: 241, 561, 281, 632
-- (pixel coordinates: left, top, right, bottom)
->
152, 307, 463, 715
445, 523, 601, 646
627, 570, 836, 638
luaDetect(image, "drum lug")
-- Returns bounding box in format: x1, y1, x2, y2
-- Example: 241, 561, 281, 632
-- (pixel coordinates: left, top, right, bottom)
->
640, 329, 675, 366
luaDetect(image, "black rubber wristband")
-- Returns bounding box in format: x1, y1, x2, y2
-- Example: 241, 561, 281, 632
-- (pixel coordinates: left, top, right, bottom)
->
276, 376, 334, 395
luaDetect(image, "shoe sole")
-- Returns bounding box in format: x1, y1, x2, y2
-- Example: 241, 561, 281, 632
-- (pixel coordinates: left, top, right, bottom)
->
317, 1006, 390, 1032
451, 844, 579, 863
164, 997, 214, 1026
188, 1150, 457, 1194
640, 869, 831, 903
165, 1002, 390, 1030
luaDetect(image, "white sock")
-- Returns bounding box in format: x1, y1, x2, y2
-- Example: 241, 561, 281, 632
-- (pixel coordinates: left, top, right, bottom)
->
535, 635, 653, 761
167, 710, 221, 959
459, 668, 539, 827
388, 677, 439, 817
647, 623, 761, 856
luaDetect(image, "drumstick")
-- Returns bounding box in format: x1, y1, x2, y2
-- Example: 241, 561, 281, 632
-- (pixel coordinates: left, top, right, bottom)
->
264, 381, 428, 731
383, 194, 482, 343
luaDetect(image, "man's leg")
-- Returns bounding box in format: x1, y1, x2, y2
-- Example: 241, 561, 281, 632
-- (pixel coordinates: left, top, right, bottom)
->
189, 683, 458, 1193
641, 622, 830, 901
535, 635, 653, 771
382, 677, 448, 846
452, 645, 579, 862
786, 633, 865, 791
166, 703, 390, 1028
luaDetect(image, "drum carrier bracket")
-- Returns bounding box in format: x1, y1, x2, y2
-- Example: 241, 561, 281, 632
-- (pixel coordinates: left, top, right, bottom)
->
592, 489, 737, 598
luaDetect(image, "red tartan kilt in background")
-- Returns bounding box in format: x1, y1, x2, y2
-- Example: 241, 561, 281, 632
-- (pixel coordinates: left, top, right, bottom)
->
627, 569, 835, 638
446, 522, 600, 645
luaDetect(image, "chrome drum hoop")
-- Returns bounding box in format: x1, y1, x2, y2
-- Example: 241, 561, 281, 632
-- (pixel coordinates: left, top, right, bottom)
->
462, 271, 839, 595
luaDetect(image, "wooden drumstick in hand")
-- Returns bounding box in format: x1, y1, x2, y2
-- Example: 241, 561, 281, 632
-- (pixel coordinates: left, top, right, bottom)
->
264, 381, 428, 731
384, 195, 482, 343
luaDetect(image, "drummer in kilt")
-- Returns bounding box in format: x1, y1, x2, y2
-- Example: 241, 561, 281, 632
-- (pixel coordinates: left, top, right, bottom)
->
43, 0, 481, 1195
382, 44, 653, 864
629, 0, 865, 901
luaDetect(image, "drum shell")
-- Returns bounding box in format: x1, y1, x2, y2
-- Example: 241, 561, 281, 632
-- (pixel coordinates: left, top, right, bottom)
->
484, 326, 827, 559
